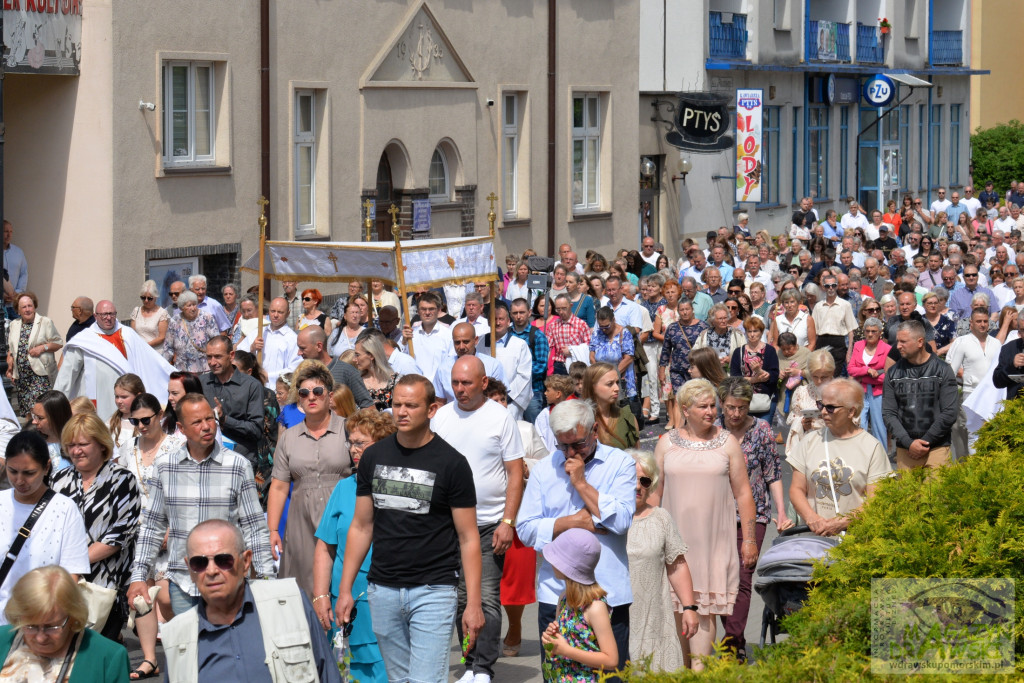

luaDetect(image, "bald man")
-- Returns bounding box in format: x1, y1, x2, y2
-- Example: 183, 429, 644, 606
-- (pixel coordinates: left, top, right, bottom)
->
246, 297, 300, 389
432, 322, 504, 404
431, 356, 525, 683
66, 296, 95, 342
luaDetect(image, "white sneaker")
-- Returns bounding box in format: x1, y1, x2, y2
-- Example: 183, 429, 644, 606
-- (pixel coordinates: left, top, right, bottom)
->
472, 675, 491, 683
454, 671, 474, 683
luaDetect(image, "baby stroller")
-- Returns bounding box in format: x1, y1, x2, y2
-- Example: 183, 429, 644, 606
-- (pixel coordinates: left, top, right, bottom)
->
754, 525, 841, 647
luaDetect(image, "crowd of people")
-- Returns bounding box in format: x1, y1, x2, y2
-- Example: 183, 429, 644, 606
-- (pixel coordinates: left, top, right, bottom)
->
0, 183, 1014, 681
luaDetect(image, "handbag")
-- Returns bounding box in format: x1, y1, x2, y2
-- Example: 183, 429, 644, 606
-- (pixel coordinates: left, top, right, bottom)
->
0, 489, 55, 589
78, 578, 118, 631
750, 393, 772, 413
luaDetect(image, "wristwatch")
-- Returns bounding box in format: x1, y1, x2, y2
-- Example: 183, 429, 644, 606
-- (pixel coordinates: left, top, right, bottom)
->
682, 605, 698, 612
501, 518, 515, 527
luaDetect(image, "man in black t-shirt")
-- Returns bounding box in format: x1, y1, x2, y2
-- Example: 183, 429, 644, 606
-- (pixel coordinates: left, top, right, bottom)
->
336, 375, 484, 683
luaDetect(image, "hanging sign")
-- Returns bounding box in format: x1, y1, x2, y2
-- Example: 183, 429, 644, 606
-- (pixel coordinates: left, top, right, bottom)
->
665, 92, 734, 153
735, 89, 763, 203
863, 74, 896, 107
412, 199, 431, 233
3, 1, 82, 75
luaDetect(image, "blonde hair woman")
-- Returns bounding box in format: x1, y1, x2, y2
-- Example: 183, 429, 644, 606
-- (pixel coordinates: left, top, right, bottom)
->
352, 335, 397, 410
651, 379, 756, 670
785, 349, 836, 453
130, 280, 170, 348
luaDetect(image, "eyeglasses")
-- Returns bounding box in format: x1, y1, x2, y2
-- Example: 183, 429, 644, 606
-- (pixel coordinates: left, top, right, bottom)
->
22, 616, 69, 636
297, 386, 326, 398
128, 414, 157, 427
188, 553, 236, 573
347, 439, 372, 452
638, 476, 653, 489
96, 312, 118, 317
555, 428, 595, 454
302, 297, 314, 302
816, 401, 844, 414
140, 296, 154, 302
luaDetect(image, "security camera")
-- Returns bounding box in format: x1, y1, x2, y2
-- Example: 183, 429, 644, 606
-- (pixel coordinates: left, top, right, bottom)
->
486, 98, 495, 107
138, 100, 156, 111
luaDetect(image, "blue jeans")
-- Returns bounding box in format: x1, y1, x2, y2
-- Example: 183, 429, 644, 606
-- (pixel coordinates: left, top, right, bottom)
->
861, 389, 887, 446
168, 580, 198, 617
523, 390, 545, 424
367, 582, 458, 683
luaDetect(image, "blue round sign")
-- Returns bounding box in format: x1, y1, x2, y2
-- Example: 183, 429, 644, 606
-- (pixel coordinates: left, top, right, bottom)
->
863, 74, 896, 107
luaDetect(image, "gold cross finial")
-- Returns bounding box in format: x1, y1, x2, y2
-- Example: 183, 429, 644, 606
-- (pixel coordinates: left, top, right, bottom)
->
362, 198, 373, 215
388, 204, 401, 240
257, 196, 269, 234
486, 192, 498, 213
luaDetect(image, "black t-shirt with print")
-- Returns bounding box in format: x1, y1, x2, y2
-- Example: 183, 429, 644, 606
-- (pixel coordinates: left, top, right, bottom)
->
357, 432, 476, 588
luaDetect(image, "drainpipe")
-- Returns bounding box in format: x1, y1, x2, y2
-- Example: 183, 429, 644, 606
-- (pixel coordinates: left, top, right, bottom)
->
546, 0, 556, 258
260, 0, 271, 294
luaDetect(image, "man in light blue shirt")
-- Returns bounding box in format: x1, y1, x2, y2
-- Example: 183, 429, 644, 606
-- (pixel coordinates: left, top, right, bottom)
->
2, 220, 27, 317
680, 276, 714, 321
604, 276, 643, 329
517, 399, 635, 675
433, 322, 504, 403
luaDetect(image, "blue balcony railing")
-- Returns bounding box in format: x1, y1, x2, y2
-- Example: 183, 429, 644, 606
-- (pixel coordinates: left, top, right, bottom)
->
931, 30, 963, 65
709, 12, 748, 60
856, 23, 884, 63
807, 20, 851, 62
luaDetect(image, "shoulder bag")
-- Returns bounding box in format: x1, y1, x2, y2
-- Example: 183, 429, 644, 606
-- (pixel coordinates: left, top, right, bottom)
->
0, 489, 55, 589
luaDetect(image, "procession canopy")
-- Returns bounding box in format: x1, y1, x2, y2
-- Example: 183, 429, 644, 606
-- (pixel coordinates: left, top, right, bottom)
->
240, 235, 499, 288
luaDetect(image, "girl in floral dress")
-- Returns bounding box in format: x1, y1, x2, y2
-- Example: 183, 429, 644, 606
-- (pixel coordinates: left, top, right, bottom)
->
540, 529, 618, 682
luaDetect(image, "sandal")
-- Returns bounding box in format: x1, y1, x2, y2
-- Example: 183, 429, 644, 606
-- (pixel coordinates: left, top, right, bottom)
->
129, 660, 160, 680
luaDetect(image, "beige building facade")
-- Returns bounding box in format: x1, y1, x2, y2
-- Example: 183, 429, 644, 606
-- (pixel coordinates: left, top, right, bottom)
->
970, 0, 1022, 130
5, 0, 639, 333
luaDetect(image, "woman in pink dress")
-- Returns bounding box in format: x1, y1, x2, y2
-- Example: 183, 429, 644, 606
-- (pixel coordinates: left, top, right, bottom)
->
651, 378, 757, 670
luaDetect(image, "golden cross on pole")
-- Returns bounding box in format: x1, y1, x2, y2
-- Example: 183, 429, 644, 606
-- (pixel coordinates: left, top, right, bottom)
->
362, 198, 374, 242
388, 204, 401, 239
486, 192, 498, 237
257, 196, 269, 235
326, 252, 339, 273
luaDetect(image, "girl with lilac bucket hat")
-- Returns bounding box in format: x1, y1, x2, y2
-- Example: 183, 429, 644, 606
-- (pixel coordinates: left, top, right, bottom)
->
540, 528, 619, 681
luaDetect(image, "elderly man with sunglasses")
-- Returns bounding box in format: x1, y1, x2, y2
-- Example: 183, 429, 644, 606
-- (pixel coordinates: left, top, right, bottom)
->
161, 519, 340, 682
517, 399, 636, 677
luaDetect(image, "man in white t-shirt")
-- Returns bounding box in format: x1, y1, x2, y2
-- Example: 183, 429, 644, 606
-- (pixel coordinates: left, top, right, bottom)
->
961, 185, 982, 219
930, 187, 952, 216
840, 202, 870, 234
432, 356, 525, 683
946, 308, 1000, 460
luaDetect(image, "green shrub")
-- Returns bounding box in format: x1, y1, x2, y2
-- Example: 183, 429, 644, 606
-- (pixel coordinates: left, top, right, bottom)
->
971, 121, 1024, 195
617, 399, 1024, 682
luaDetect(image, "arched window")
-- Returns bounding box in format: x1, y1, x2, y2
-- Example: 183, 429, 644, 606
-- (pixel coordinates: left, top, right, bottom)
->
428, 147, 450, 202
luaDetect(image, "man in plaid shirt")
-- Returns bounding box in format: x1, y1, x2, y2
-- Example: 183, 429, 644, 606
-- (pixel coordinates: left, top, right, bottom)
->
127, 393, 275, 616
548, 294, 592, 375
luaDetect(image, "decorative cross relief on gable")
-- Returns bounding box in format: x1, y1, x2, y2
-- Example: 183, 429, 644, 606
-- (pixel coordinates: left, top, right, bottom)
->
366, 2, 473, 85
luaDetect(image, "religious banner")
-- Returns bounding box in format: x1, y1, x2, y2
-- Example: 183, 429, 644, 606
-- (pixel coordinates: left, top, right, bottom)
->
240, 235, 497, 288
3, 0, 82, 76
735, 89, 763, 203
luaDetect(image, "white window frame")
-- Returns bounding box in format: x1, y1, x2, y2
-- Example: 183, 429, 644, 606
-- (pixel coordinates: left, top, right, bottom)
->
428, 147, 450, 203
162, 61, 215, 167
502, 93, 519, 218
572, 93, 601, 212
294, 90, 316, 236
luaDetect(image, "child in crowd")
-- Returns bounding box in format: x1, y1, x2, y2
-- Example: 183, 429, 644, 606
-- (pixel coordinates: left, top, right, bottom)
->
535, 374, 576, 452
541, 528, 618, 682
569, 361, 588, 396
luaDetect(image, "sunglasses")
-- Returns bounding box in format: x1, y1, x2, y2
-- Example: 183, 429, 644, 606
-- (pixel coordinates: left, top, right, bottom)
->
297, 386, 326, 398
823, 283, 838, 289
140, 296, 154, 301
863, 307, 880, 313
816, 401, 844, 414
341, 605, 358, 638
170, 292, 181, 298
128, 414, 157, 427
302, 297, 315, 302
638, 476, 653, 489
964, 273, 979, 278
188, 553, 236, 573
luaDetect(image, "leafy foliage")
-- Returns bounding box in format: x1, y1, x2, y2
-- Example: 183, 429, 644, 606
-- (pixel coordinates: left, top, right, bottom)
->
971, 121, 1024, 193
615, 399, 1024, 681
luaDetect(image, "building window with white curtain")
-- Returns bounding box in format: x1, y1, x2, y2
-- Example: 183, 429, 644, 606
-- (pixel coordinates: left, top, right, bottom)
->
162, 61, 215, 167
572, 93, 601, 212
429, 147, 450, 203
502, 93, 519, 217
294, 90, 316, 236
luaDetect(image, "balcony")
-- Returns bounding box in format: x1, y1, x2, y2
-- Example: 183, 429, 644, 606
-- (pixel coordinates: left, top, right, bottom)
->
709, 12, 748, 60
856, 23, 884, 64
807, 20, 851, 62
931, 30, 963, 65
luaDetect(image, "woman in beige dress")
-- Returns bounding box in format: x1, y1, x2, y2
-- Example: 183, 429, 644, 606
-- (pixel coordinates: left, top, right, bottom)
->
129, 280, 169, 348
266, 359, 353, 598
651, 378, 756, 671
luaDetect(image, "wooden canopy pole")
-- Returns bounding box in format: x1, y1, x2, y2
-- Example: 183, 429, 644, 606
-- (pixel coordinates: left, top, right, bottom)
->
256, 196, 269, 364
390, 204, 414, 358
487, 192, 498, 357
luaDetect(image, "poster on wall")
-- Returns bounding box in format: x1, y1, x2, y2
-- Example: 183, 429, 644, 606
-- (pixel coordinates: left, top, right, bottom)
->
816, 20, 838, 61
735, 89, 763, 203
148, 257, 199, 309
3, 2, 82, 76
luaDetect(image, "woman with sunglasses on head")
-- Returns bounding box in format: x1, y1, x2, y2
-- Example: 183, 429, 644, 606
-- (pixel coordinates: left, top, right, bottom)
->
626, 448, 697, 672
267, 360, 354, 599
116, 393, 180, 679
52, 414, 140, 643
129, 280, 169, 349
312, 409, 397, 683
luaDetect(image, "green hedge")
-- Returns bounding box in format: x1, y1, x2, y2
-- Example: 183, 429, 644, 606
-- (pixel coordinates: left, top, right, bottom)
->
612, 399, 1024, 682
